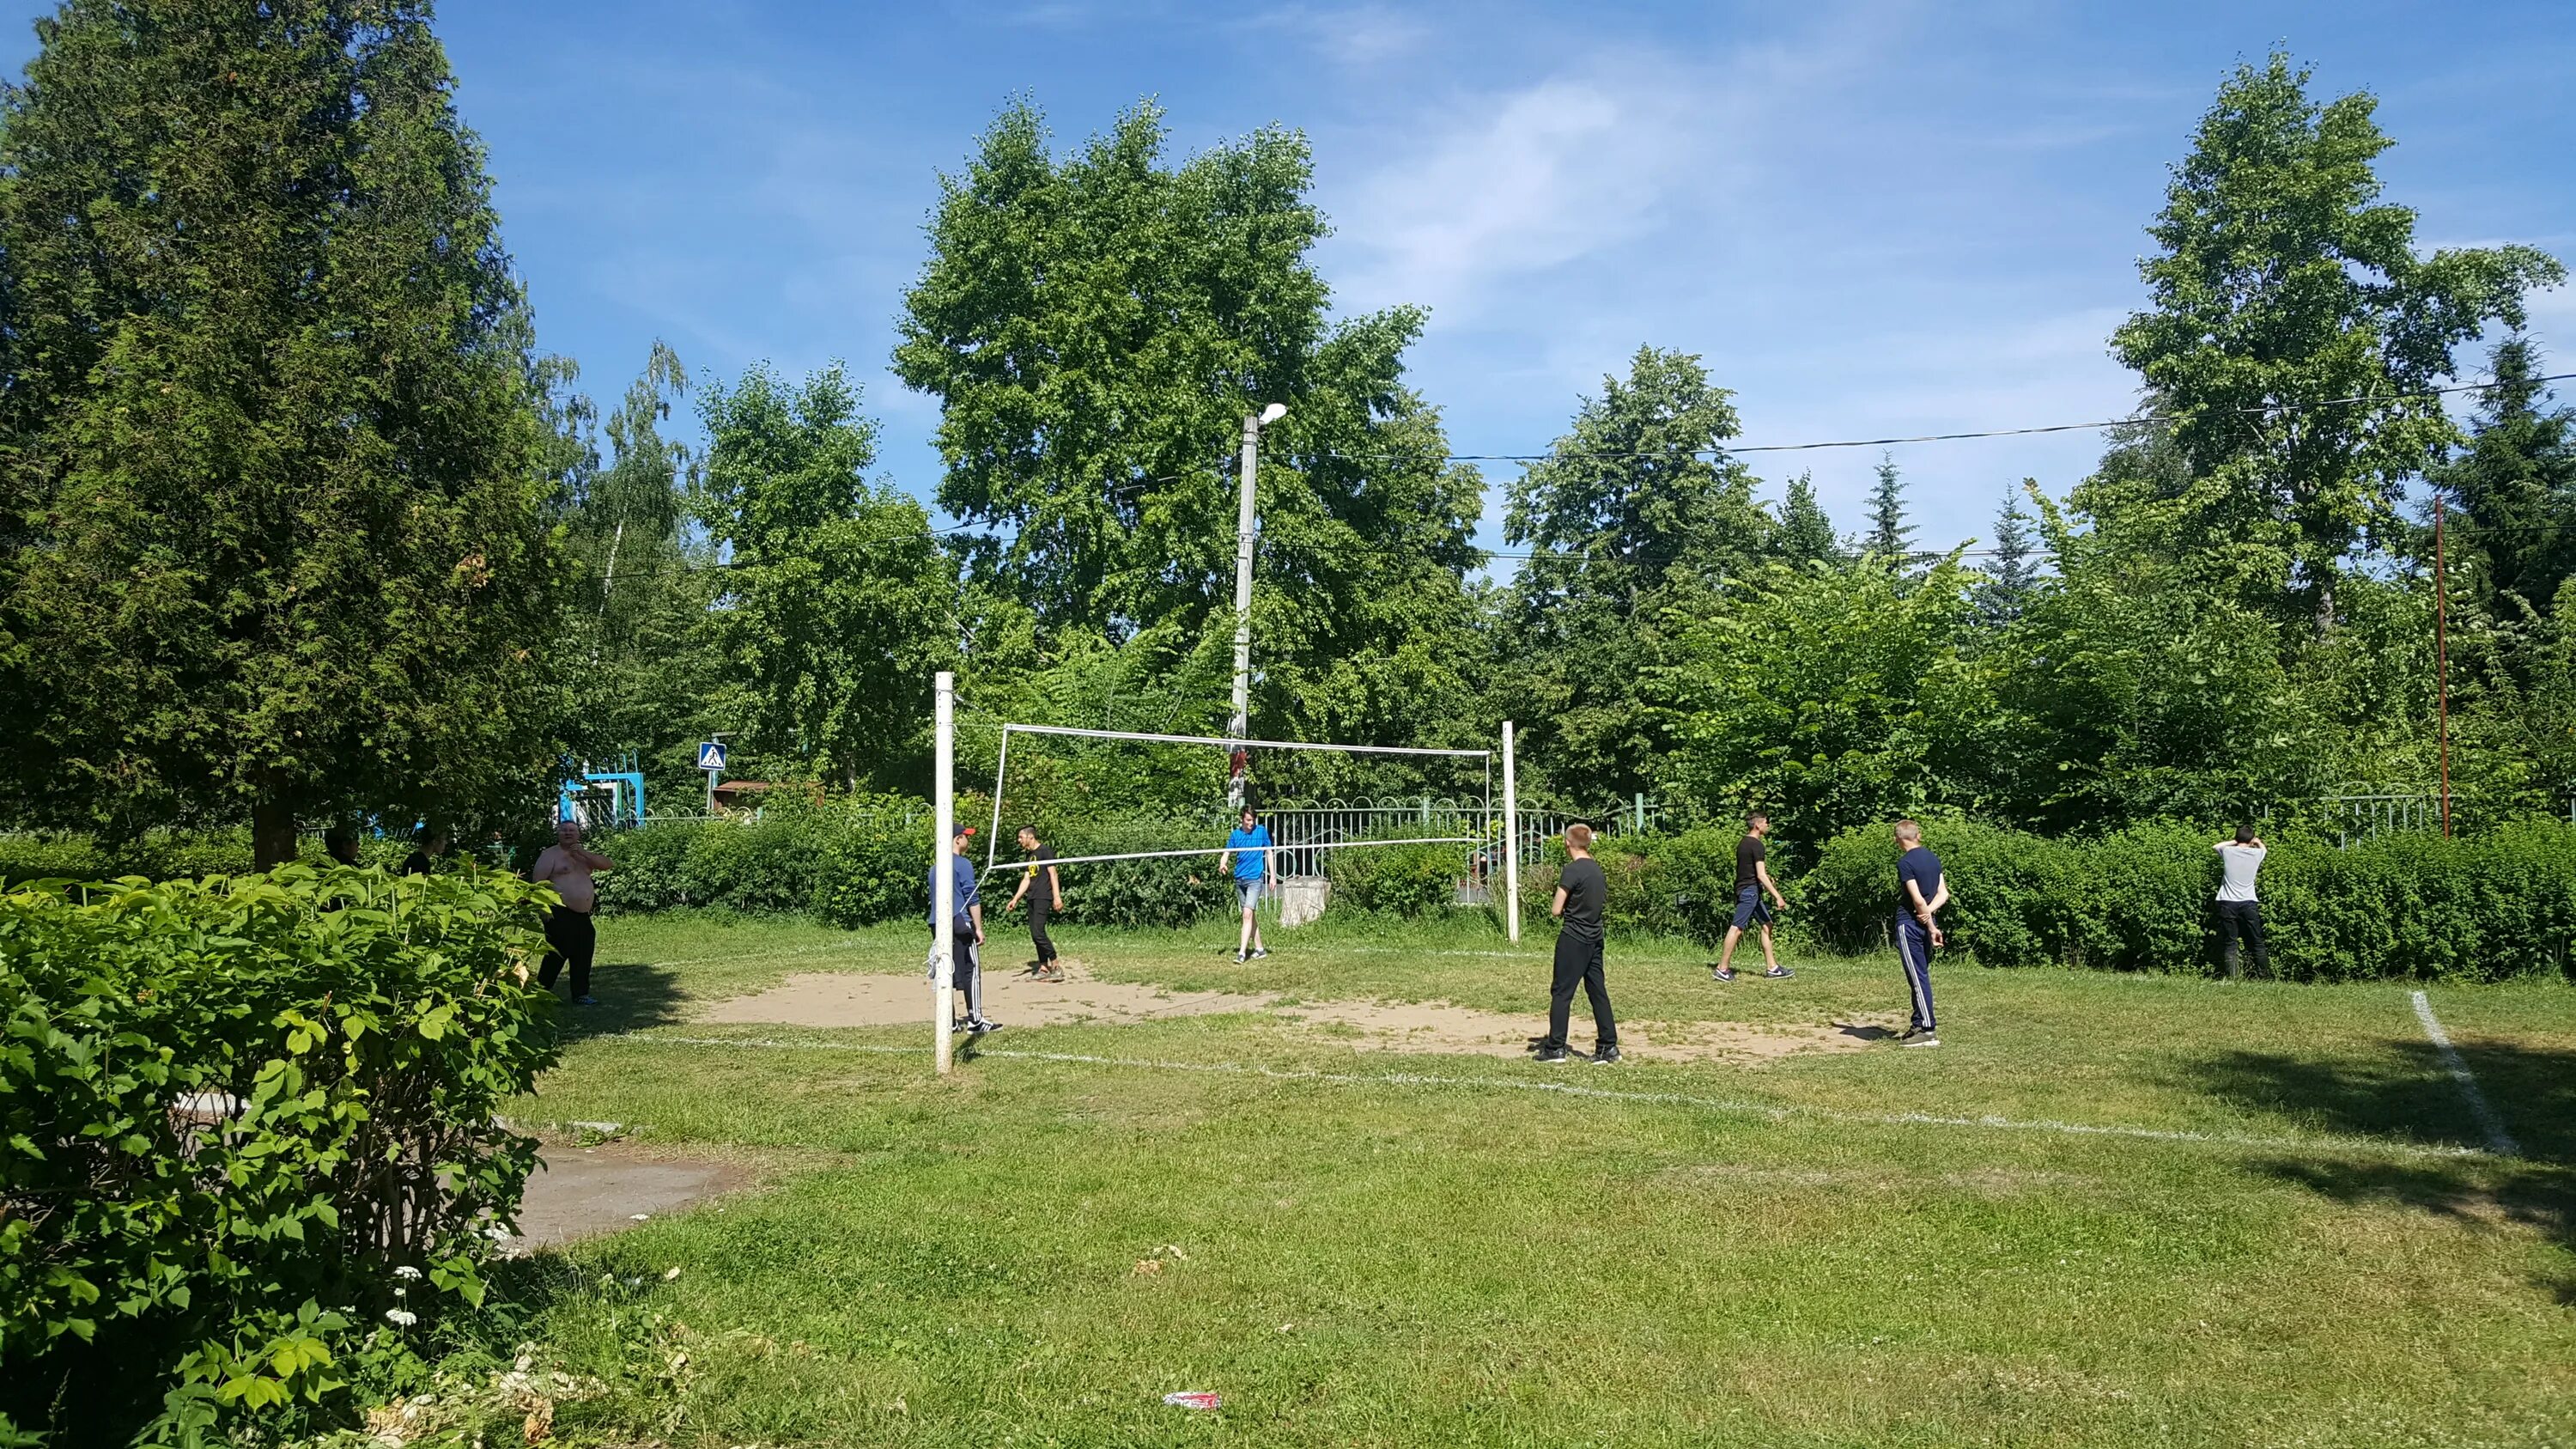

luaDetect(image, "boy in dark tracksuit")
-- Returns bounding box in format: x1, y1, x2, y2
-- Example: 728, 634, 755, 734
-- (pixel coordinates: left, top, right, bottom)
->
1534, 825, 1619, 1065
1893, 819, 1945, 1046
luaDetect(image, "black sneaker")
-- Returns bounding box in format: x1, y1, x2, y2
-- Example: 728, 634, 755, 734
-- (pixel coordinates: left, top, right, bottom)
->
1900, 1032, 1940, 1048
1710, 965, 1736, 983
1533, 1045, 1572, 1064
1762, 965, 1793, 979
574, 995, 600, 1007
1592, 1045, 1623, 1065
968, 1018, 1000, 1036
1250, 947, 1270, 960
1235, 951, 1249, 964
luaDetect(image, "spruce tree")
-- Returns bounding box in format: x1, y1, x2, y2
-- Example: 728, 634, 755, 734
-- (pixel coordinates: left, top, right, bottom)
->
1865, 454, 1915, 559
0, 0, 563, 863
2437, 337, 2576, 620
1979, 482, 2042, 624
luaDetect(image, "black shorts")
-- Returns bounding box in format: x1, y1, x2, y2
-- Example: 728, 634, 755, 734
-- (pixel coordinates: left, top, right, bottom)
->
1730, 885, 1773, 931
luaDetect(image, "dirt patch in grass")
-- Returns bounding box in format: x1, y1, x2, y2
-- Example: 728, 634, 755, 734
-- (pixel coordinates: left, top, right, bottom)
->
696, 962, 1873, 1063
511, 1142, 757, 1251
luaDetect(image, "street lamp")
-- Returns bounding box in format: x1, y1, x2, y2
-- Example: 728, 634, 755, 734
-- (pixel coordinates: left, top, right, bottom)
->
1230, 403, 1287, 807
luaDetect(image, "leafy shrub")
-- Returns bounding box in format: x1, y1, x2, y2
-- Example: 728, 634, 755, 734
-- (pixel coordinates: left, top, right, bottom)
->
0, 829, 416, 888
1325, 833, 1468, 918
1042, 819, 1226, 929
591, 795, 933, 925
0, 866, 562, 1445
811, 804, 936, 928
1801, 817, 2576, 980
1506, 826, 1760, 944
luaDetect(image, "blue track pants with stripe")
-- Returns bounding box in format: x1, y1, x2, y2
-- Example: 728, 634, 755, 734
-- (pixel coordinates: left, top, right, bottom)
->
1895, 916, 1935, 1032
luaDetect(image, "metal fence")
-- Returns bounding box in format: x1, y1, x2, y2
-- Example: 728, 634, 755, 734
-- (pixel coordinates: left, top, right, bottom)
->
1256, 795, 1669, 901
2324, 792, 2433, 849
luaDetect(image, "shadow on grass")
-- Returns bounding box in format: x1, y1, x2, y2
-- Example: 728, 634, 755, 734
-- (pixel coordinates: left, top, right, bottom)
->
548, 961, 689, 1039
2193, 1039, 2576, 1304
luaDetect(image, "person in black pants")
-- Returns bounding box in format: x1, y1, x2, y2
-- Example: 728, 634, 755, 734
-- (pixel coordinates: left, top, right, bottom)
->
529, 819, 615, 1005
2214, 825, 2269, 979
1003, 825, 1065, 981
1535, 824, 1619, 1064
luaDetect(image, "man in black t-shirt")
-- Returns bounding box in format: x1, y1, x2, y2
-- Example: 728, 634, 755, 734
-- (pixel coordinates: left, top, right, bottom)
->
399, 828, 448, 878
1712, 812, 1792, 982
1002, 825, 1065, 981
1534, 824, 1619, 1064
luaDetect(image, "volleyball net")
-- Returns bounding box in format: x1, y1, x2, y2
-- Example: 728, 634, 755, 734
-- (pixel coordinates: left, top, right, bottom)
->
927, 673, 1527, 1073
978, 721, 1498, 873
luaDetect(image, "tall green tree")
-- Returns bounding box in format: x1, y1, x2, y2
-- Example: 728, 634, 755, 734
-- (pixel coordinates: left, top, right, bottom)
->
1500, 346, 1772, 800
559, 344, 727, 793
2435, 337, 2576, 624
1772, 471, 1842, 565
2109, 52, 2562, 632
1862, 454, 1914, 559
0, 0, 564, 864
894, 98, 1484, 782
1658, 553, 1993, 860
1978, 482, 2043, 624
697, 362, 955, 791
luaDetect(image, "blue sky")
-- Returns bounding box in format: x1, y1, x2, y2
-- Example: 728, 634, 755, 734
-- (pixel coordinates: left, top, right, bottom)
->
4, 0, 2571, 556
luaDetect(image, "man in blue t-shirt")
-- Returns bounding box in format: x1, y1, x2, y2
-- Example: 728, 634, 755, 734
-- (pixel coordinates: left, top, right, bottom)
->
1219, 806, 1273, 964
926, 825, 995, 1035
1893, 819, 1946, 1047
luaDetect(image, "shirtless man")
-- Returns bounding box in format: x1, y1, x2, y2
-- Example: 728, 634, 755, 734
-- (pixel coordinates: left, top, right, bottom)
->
529, 819, 616, 1006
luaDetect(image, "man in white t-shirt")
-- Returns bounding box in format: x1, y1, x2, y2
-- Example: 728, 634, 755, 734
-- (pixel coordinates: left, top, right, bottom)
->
2214, 824, 2267, 980
529, 819, 616, 1005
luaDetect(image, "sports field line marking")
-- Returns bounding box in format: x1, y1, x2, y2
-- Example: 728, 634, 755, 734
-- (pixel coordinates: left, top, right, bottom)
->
598, 1032, 2494, 1165
2409, 990, 2520, 1157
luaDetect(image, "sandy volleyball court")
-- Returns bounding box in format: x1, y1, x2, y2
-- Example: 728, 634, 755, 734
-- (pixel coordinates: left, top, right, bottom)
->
696, 961, 1877, 1062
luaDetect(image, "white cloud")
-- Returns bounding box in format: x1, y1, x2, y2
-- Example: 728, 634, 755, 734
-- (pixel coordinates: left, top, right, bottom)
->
1325, 64, 1737, 322
1247, 4, 1434, 69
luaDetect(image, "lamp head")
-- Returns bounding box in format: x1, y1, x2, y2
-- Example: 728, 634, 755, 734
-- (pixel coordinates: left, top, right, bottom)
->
1258, 402, 1287, 426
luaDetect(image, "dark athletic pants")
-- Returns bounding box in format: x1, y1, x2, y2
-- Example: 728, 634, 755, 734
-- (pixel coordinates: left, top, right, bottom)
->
2217, 899, 2268, 979
1029, 899, 1058, 965
538, 906, 596, 998
1544, 929, 1618, 1051
937, 921, 985, 1020
1895, 916, 1935, 1032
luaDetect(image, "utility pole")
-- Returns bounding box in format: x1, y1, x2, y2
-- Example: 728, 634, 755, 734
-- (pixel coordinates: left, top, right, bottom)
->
1230, 403, 1286, 809
2436, 494, 2451, 838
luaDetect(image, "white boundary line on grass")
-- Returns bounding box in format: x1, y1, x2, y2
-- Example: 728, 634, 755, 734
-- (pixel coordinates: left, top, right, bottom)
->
596, 1032, 2497, 1165
2409, 990, 2520, 1157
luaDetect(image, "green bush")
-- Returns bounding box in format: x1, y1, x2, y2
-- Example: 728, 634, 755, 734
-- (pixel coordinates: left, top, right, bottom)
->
0, 829, 419, 887
1801, 817, 2576, 980
1042, 819, 1226, 930
0, 865, 562, 1445
1506, 826, 1761, 945
811, 806, 936, 928
1326, 833, 1468, 918
589, 795, 933, 925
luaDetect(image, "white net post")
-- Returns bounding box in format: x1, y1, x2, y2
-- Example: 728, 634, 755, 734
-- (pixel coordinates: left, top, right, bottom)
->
985, 724, 1010, 872
933, 671, 955, 1076
1503, 721, 1521, 943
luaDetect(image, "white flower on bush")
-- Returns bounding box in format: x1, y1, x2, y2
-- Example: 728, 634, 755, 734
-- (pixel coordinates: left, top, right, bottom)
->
393, 1264, 423, 1281
386, 1307, 419, 1327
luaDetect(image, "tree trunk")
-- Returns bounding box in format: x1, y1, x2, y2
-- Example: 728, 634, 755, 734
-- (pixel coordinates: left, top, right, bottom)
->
2312, 566, 2337, 636
252, 793, 300, 870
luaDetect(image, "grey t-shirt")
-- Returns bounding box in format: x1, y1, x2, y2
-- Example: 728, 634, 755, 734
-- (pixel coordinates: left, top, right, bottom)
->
2215, 843, 2264, 903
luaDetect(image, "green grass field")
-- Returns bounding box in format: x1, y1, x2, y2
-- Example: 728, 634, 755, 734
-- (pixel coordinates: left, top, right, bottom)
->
433, 913, 2576, 1447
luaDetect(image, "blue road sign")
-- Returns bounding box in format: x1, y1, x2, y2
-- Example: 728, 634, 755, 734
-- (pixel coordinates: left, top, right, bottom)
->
697, 740, 729, 771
